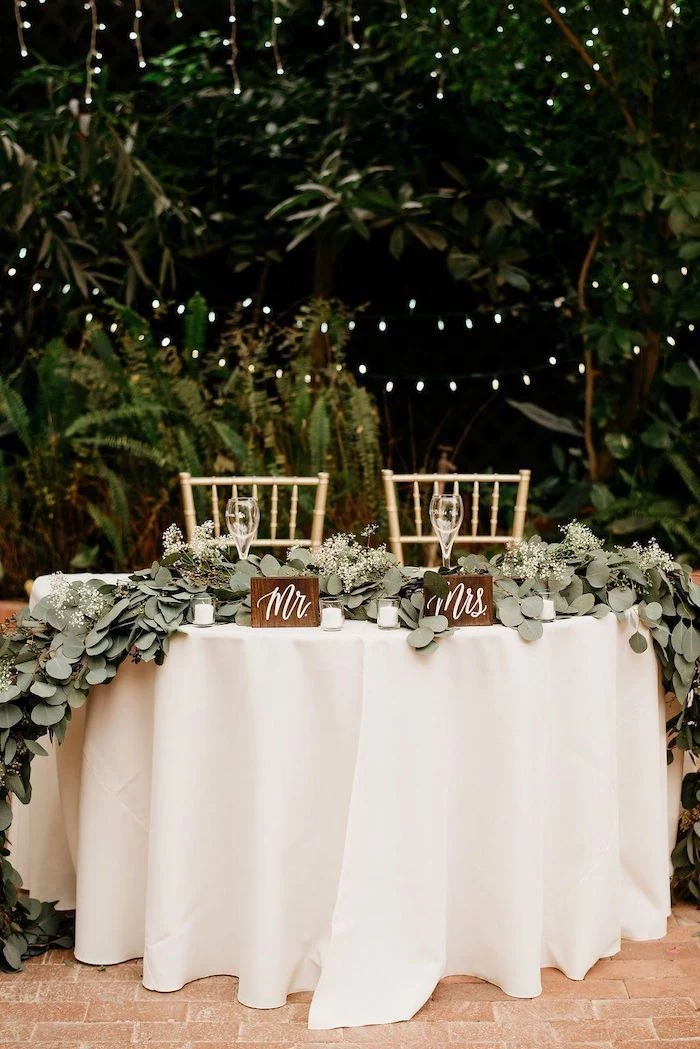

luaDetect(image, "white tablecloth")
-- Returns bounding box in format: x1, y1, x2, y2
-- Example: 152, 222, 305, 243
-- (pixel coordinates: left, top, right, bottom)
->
11, 576, 679, 1030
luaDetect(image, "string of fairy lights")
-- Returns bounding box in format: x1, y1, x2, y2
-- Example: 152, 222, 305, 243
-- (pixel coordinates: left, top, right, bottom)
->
10, 1, 684, 108
54, 287, 693, 397
6, 3, 693, 394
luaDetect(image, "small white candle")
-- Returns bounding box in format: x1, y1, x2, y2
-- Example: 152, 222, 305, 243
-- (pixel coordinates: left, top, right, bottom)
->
321, 606, 343, 630
194, 602, 214, 625
540, 598, 555, 621
377, 604, 399, 629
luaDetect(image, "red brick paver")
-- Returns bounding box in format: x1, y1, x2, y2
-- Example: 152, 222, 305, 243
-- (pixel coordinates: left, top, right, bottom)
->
0, 902, 697, 1047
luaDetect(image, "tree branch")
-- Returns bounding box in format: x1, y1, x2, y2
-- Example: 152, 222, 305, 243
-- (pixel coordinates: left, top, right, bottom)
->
537, 0, 636, 132
577, 229, 601, 481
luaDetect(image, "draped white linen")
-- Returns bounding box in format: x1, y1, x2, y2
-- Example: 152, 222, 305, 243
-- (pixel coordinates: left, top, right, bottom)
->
11, 576, 677, 1030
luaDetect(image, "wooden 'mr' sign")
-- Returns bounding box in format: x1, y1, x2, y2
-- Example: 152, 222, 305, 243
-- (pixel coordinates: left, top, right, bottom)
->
423, 575, 494, 628
250, 576, 320, 628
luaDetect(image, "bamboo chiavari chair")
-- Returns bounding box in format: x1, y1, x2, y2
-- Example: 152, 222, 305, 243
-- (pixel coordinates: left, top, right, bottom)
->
381, 469, 531, 566
178, 472, 330, 551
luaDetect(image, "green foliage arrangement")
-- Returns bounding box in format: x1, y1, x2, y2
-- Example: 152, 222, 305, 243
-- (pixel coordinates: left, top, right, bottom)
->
0, 521, 698, 971
0, 298, 382, 593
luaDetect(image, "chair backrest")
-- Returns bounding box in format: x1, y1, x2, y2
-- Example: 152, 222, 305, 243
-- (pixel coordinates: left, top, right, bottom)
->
381, 469, 531, 566
178, 472, 330, 551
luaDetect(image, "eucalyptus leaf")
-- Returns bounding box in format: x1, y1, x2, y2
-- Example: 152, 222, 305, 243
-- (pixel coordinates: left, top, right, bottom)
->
571, 593, 596, 615
24, 739, 48, 757
30, 702, 66, 727
0, 800, 12, 833
260, 554, 282, 577
86, 667, 108, 685
682, 625, 700, 663
382, 567, 404, 596
424, 571, 449, 599
586, 560, 611, 588
494, 578, 519, 597
496, 597, 523, 628
0, 705, 24, 729
608, 586, 636, 613
44, 656, 72, 681
29, 679, 57, 699
325, 573, 343, 596
629, 631, 648, 654
518, 618, 543, 642
520, 596, 543, 619
0, 685, 22, 704
407, 626, 435, 649
419, 615, 449, 633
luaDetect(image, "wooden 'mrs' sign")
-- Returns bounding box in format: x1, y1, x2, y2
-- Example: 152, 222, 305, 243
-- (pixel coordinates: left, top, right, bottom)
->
250, 576, 320, 628
423, 575, 494, 628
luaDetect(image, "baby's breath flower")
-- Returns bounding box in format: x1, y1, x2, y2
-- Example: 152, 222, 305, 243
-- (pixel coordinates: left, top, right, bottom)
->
629, 538, 677, 574
559, 520, 602, 557
0, 656, 15, 693
294, 530, 396, 591
163, 523, 185, 555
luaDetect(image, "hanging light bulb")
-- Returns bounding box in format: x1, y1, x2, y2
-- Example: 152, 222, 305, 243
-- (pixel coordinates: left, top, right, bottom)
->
492, 378, 500, 390
320, 321, 329, 333
109, 323, 118, 333
208, 311, 216, 322
385, 380, 394, 392
62, 283, 71, 294
358, 364, 367, 374
85, 312, 93, 323
248, 363, 255, 372
666, 336, 675, 346
348, 320, 356, 331
548, 355, 557, 365
378, 319, 387, 332
449, 380, 457, 391
437, 318, 445, 331
651, 273, 660, 284
161, 337, 171, 347
304, 373, 312, 383
578, 362, 586, 373
408, 298, 417, 310
218, 358, 226, 367
494, 312, 502, 324
177, 304, 186, 314
416, 380, 425, 391
465, 316, 473, 329
152, 298, 160, 309
275, 368, 283, 378
522, 373, 531, 385
242, 297, 253, 307
7, 268, 16, 277
192, 349, 200, 359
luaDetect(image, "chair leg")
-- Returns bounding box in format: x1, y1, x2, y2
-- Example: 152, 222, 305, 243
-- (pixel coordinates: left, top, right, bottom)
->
382, 469, 404, 566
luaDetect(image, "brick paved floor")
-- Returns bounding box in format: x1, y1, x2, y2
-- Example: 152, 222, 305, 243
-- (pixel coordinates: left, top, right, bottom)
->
0, 902, 698, 1048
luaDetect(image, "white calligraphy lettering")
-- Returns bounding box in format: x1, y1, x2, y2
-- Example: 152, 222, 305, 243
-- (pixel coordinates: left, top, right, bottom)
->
426, 584, 486, 620
256, 584, 312, 621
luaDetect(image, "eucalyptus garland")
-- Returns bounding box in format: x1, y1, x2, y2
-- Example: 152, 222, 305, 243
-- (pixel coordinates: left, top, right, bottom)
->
1, 522, 698, 972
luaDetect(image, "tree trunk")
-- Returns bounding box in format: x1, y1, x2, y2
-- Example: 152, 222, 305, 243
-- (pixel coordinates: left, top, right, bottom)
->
310, 231, 336, 372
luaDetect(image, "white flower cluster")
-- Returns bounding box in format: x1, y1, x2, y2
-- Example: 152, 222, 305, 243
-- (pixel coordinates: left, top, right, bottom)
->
48, 573, 112, 628
559, 520, 603, 557
0, 656, 15, 693
162, 521, 230, 560
500, 536, 566, 582
296, 531, 396, 591
630, 538, 677, 574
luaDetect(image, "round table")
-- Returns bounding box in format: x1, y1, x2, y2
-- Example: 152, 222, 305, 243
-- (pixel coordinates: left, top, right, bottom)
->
12, 580, 675, 1030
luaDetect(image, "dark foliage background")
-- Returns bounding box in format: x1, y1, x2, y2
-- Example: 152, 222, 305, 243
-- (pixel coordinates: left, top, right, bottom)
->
0, 0, 699, 591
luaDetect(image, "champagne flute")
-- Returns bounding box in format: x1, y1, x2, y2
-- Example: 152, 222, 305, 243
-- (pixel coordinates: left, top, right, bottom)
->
225, 496, 260, 560
429, 492, 464, 569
